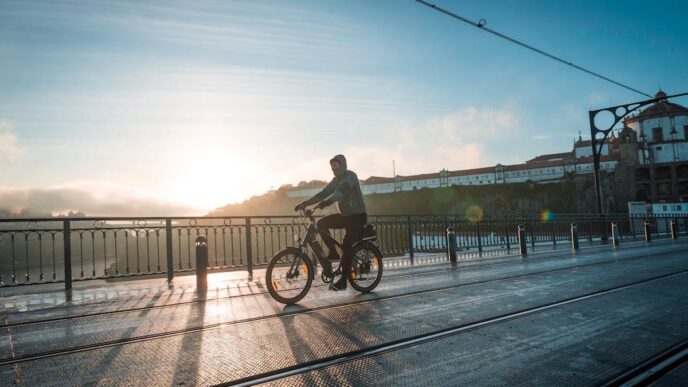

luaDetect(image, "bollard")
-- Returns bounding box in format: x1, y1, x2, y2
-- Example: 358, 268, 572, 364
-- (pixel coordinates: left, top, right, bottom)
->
644, 220, 652, 243
446, 227, 457, 265
670, 219, 678, 240
571, 223, 579, 251
518, 224, 527, 256
611, 222, 620, 247
196, 235, 208, 292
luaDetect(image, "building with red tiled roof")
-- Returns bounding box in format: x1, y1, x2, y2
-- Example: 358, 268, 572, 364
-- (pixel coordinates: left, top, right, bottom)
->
363, 176, 395, 185
626, 91, 688, 122
526, 152, 574, 163
287, 148, 618, 199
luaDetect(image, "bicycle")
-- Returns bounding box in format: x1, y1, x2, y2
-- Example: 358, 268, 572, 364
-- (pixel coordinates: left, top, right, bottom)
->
265, 208, 383, 304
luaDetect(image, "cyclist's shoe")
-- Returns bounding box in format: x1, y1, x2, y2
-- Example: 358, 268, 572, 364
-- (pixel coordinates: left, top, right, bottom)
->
327, 251, 340, 261
329, 279, 347, 291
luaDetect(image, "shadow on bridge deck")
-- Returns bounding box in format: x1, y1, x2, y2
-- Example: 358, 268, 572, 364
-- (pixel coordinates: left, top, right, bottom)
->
1, 237, 687, 386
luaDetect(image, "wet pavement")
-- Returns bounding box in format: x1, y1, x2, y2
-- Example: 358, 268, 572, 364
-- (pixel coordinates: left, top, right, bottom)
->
1, 238, 687, 386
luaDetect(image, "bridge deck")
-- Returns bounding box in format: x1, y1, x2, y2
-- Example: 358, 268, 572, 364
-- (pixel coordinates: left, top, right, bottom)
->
1, 239, 687, 385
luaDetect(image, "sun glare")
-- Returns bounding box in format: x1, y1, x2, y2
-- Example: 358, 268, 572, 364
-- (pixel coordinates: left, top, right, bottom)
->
162, 150, 261, 212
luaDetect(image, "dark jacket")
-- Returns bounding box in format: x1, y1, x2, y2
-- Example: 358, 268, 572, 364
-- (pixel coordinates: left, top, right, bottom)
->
302, 155, 367, 216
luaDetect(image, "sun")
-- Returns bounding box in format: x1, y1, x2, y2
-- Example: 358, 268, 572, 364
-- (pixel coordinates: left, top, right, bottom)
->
162, 150, 259, 212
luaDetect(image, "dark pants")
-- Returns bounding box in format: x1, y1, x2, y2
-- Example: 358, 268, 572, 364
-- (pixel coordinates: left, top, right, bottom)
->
317, 213, 367, 282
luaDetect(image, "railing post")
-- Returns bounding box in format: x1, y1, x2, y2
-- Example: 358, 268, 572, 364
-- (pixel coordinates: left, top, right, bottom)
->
611, 222, 620, 247
601, 215, 609, 242
407, 216, 415, 265
653, 217, 659, 238
245, 217, 253, 280
166, 219, 174, 286
446, 227, 457, 265
504, 223, 510, 252
529, 222, 535, 249
644, 220, 652, 243
195, 235, 208, 292
571, 223, 579, 251
670, 219, 678, 240
518, 224, 528, 256
63, 220, 72, 290
476, 222, 483, 257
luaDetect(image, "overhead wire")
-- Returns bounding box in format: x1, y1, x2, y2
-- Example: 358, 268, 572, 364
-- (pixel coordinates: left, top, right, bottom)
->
414, 0, 652, 98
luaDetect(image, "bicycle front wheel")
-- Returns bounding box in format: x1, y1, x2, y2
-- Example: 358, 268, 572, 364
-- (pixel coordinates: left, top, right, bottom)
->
348, 242, 383, 293
265, 247, 314, 304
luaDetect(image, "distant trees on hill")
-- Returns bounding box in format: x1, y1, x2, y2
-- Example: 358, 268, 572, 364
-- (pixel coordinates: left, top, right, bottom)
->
210, 177, 600, 217
0, 208, 86, 218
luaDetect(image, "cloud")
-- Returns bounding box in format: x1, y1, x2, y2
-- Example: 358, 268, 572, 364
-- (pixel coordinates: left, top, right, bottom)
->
355, 106, 517, 177
586, 92, 609, 106
424, 106, 519, 140
273, 106, 519, 185
0, 120, 27, 162
0, 181, 202, 217
2, 1, 368, 61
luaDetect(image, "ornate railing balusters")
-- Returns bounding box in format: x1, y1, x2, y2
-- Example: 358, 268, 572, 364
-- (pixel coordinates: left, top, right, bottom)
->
11, 233, 17, 284
238, 226, 244, 266
156, 229, 161, 272
78, 232, 85, 278
212, 227, 219, 267
113, 230, 119, 275
135, 229, 141, 273
186, 228, 192, 269
176, 228, 182, 270
51, 232, 57, 280
145, 229, 151, 273
101, 229, 107, 276
228, 225, 235, 266
221, 227, 227, 267
89, 231, 96, 277
125, 230, 131, 274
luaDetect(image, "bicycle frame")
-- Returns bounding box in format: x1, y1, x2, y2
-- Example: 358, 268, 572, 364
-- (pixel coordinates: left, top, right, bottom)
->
298, 211, 340, 267
290, 208, 377, 281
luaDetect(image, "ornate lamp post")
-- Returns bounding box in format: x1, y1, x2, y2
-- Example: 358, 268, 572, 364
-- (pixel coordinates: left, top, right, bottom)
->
588, 91, 688, 214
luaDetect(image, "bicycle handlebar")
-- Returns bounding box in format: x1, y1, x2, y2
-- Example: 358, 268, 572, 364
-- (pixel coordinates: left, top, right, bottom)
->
302, 208, 317, 222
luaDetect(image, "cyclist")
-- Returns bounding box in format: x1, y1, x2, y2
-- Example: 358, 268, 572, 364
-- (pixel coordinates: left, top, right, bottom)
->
294, 154, 367, 291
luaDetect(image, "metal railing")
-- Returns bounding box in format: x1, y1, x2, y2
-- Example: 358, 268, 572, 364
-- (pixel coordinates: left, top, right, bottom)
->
1, 214, 686, 289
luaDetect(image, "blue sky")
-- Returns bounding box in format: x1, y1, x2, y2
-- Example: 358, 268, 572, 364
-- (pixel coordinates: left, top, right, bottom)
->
1, 0, 687, 215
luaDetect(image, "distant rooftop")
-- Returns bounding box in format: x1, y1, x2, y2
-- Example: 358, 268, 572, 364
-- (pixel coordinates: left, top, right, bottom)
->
625, 90, 688, 123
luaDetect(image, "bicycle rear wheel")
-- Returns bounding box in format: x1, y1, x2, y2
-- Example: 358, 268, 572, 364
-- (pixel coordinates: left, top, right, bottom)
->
266, 248, 314, 304
348, 242, 383, 293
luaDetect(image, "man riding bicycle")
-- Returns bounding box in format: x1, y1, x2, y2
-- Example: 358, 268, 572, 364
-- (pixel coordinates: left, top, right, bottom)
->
294, 154, 367, 291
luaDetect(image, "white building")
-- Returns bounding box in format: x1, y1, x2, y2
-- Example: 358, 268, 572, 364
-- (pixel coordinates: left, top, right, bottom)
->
287, 149, 618, 199
624, 90, 688, 165
623, 90, 688, 201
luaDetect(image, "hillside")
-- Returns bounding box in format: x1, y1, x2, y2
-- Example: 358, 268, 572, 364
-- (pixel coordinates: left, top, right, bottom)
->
210, 176, 601, 217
